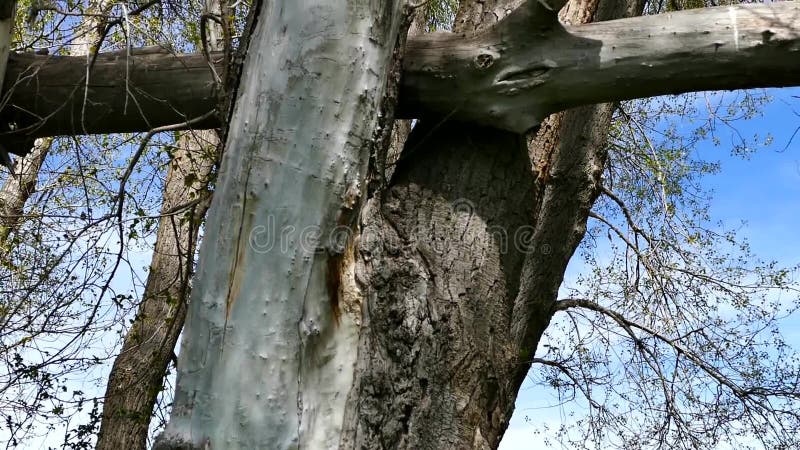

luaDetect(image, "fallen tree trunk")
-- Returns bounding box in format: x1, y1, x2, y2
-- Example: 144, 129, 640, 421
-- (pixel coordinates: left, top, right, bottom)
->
400, 0, 800, 132
0, 48, 223, 153
0, 1, 798, 151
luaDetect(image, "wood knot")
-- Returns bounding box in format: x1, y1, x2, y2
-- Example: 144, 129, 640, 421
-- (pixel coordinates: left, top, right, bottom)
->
474, 53, 494, 69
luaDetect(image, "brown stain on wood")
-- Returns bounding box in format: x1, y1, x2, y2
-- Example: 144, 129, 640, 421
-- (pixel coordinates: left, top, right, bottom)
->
225, 197, 254, 319
226, 236, 248, 318
326, 208, 359, 326
326, 251, 344, 325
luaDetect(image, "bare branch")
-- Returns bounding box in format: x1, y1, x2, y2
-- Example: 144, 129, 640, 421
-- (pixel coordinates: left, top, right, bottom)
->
554, 297, 800, 405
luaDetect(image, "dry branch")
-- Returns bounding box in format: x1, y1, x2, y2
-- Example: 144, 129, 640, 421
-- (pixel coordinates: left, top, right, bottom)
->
0, 47, 223, 153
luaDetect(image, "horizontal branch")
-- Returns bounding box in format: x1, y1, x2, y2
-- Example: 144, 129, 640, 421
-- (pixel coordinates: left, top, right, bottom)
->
0, 1, 798, 152
0, 47, 223, 154
399, 0, 800, 132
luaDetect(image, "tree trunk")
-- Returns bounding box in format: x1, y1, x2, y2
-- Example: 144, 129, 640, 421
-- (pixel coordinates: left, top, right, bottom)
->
340, 0, 638, 447
346, 121, 536, 449
154, 0, 640, 448
0, 138, 49, 250
156, 1, 409, 448
96, 1, 224, 446
95, 130, 217, 449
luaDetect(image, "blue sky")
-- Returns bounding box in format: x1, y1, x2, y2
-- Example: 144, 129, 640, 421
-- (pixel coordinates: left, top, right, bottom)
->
703, 94, 800, 262
500, 87, 800, 449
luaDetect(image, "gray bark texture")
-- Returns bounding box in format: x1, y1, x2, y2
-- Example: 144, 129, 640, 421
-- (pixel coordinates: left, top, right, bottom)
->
341, 0, 638, 448
0, 1, 797, 149
155, 1, 409, 448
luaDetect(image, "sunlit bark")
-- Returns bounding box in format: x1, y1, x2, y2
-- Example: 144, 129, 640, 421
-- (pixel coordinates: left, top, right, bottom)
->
0, 1, 797, 148
155, 1, 408, 448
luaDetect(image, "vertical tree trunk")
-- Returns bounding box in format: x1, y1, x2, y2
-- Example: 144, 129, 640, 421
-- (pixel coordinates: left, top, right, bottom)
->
156, 1, 408, 448
0, 138, 49, 249
96, 130, 218, 449
345, 121, 536, 449
339, 0, 641, 447
96, 0, 224, 446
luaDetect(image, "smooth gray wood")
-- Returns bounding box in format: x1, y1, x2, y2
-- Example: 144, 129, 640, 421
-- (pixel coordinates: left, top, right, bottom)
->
1, 1, 798, 146
155, 1, 407, 448
400, 0, 800, 131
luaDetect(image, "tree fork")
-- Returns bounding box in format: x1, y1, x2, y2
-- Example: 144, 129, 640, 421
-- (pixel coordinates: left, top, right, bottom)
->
0, 1, 798, 152
339, 0, 642, 446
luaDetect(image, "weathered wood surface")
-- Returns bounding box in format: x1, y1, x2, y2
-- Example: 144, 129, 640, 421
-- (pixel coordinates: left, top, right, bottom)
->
0, 1, 798, 150
400, 0, 800, 131
0, 48, 222, 152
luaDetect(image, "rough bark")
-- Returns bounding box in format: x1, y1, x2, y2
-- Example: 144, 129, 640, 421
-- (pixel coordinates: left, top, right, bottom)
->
155, 1, 408, 448
0, 1, 798, 148
95, 130, 217, 449
347, 121, 535, 449
340, 0, 637, 447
